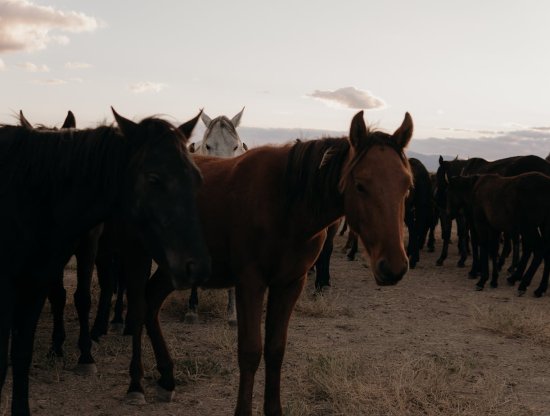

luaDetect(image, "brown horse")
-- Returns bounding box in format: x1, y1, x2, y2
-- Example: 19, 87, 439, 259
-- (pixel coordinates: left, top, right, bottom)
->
124, 111, 413, 415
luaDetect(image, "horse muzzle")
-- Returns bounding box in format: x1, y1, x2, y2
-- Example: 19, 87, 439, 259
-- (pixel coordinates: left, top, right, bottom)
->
373, 258, 408, 286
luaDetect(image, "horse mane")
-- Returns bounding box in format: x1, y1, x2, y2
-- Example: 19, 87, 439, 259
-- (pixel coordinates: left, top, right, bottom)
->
284, 129, 408, 213
0, 124, 126, 197
205, 116, 238, 137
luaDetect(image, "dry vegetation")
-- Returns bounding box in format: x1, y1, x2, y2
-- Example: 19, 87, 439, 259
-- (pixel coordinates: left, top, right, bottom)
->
3, 232, 550, 415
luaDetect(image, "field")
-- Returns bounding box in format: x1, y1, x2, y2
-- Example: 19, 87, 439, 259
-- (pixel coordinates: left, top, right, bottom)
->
3, 231, 550, 416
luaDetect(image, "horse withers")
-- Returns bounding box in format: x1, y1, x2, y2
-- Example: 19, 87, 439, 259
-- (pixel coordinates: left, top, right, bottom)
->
0, 109, 210, 416
124, 111, 413, 415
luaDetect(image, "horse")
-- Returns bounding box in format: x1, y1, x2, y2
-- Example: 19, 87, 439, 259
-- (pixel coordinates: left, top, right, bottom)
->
405, 158, 433, 269
447, 173, 550, 295
186, 108, 248, 325
0, 109, 210, 416
455, 155, 550, 282
121, 110, 413, 415
433, 156, 470, 267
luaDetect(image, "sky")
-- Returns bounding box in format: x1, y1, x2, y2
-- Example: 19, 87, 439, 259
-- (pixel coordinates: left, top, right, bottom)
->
1, 0, 550, 159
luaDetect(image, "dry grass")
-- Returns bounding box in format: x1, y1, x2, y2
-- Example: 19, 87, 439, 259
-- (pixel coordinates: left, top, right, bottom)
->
292, 351, 533, 416
295, 291, 355, 319
471, 303, 550, 346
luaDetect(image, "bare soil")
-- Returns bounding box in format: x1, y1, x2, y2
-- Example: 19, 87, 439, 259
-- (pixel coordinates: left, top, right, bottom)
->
3, 231, 550, 415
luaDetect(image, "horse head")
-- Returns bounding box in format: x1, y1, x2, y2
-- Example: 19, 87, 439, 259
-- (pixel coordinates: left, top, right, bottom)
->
340, 111, 413, 286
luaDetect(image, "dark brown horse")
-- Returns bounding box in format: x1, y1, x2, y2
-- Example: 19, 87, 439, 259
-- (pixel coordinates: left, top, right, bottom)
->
0, 109, 210, 416
447, 172, 550, 294
123, 111, 413, 415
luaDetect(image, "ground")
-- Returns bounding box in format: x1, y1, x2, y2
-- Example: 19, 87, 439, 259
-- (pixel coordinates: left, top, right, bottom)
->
2, 231, 550, 415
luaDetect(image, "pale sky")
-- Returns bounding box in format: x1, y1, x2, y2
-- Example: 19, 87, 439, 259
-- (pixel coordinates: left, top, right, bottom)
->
1, 0, 550, 157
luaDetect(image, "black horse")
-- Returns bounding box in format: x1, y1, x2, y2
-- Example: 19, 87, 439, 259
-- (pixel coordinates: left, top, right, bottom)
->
0, 109, 210, 416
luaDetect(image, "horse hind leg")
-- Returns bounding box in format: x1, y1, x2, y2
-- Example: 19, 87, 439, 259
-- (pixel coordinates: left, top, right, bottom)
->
263, 276, 306, 416
534, 250, 550, 298
48, 270, 67, 358
227, 288, 237, 326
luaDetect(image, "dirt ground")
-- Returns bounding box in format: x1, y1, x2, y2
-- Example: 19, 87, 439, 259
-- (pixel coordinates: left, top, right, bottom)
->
3, 230, 550, 415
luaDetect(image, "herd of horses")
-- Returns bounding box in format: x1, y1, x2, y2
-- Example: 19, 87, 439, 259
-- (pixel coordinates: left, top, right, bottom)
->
0, 108, 413, 416
2, 104, 549, 415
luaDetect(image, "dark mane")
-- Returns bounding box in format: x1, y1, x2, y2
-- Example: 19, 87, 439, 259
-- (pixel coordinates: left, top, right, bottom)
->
284, 130, 408, 213
206, 116, 238, 136
0, 124, 126, 197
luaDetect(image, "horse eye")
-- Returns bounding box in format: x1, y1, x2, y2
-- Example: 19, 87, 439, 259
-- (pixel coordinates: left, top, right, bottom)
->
147, 173, 161, 185
355, 183, 367, 193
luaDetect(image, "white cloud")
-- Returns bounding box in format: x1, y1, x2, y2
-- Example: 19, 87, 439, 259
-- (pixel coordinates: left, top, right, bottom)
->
65, 61, 91, 70
16, 61, 49, 72
129, 81, 167, 94
0, 0, 98, 53
0, 58, 5, 70
32, 78, 67, 85
308, 87, 386, 110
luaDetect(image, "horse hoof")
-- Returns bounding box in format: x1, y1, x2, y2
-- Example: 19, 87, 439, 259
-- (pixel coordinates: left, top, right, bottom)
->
518, 290, 526, 297
506, 278, 516, 287
74, 363, 97, 376
457, 261, 465, 268
126, 392, 147, 406
468, 273, 477, 280
475, 285, 484, 291
156, 385, 175, 402
490, 282, 498, 289
184, 311, 199, 324
534, 290, 545, 298
436, 260, 443, 267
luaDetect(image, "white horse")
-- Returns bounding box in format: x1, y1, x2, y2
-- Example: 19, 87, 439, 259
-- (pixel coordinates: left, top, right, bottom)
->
186, 108, 247, 325
189, 108, 247, 156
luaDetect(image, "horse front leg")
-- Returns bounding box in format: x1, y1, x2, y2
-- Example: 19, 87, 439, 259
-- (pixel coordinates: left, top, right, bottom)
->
264, 276, 306, 416
234, 277, 267, 416
183, 285, 199, 324
73, 233, 99, 374
47, 270, 66, 358
456, 214, 469, 267
11, 288, 47, 416
143, 268, 177, 401
436, 213, 451, 266
227, 288, 237, 326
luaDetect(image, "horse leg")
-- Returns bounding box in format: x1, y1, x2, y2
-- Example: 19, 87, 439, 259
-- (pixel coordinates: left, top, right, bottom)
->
91, 248, 113, 341
436, 213, 451, 266
124, 243, 152, 403
234, 278, 267, 416
112, 258, 126, 327
143, 269, 176, 401
347, 232, 358, 261
489, 232, 500, 288
314, 228, 333, 291
507, 237, 532, 285
427, 215, 436, 252
497, 234, 512, 272
73, 233, 99, 374
183, 285, 199, 324
468, 224, 480, 279
11, 288, 47, 416
0, 282, 14, 408
456, 214, 468, 268
518, 231, 543, 296
263, 276, 306, 416
339, 219, 348, 236
227, 289, 237, 326
48, 270, 66, 358
509, 234, 520, 274
475, 225, 490, 290
534, 250, 550, 298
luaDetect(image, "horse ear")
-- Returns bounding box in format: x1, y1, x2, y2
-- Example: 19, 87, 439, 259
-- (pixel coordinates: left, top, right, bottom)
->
112, 107, 138, 138
393, 112, 413, 149
201, 111, 212, 127
231, 107, 245, 127
189, 142, 196, 153
178, 110, 202, 143
61, 110, 76, 129
439, 155, 444, 165
349, 110, 367, 149
242, 142, 248, 151
19, 110, 33, 130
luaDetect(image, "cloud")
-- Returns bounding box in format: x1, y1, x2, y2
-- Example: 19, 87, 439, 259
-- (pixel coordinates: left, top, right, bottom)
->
65, 61, 91, 70
129, 81, 167, 94
31, 78, 67, 85
16, 61, 49, 72
0, 0, 98, 54
308, 87, 386, 109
